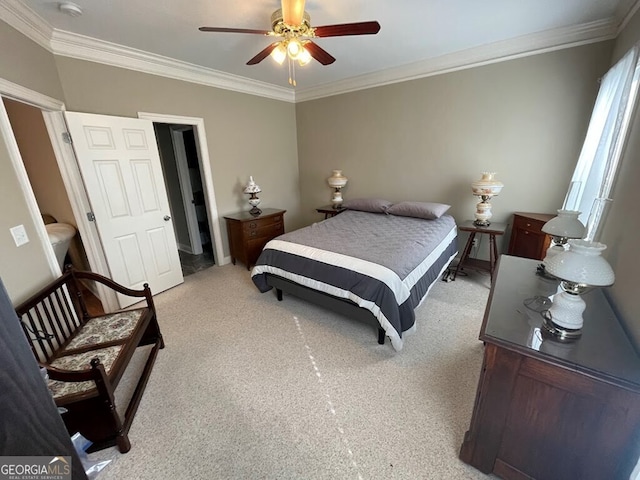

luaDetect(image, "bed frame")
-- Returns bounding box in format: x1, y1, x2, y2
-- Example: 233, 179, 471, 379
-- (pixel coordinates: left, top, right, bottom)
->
265, 274, 386, 344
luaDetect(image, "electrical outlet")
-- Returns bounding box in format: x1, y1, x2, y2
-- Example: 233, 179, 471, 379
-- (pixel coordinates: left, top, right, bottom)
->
10, 225, 29, 247
471, 238, 478, 248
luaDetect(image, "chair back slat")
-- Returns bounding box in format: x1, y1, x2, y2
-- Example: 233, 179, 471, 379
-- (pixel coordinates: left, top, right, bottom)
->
23, 310, 52, 363
53, 286, 81, 336
17, 281, 82, 364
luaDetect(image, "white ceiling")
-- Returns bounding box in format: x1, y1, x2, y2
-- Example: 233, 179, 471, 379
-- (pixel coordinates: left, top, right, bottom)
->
4, 0, 639, 101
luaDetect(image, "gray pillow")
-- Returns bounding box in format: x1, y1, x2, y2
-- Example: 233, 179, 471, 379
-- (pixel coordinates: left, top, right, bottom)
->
342, 198, 392, 213
387, 201, 450, 220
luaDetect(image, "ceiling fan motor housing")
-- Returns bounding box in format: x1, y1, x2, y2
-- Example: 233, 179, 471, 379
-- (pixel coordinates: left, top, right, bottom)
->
271, 8, 312, 36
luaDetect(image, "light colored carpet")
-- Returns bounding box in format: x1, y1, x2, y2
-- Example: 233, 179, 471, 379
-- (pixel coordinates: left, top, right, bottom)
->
89, 265, 493, 479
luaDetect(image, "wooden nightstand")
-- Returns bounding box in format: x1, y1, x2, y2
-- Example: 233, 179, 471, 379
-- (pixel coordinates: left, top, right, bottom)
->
508, 212, 555, 260
446, 220, 507, 282
224, 208, 286, 270
316, 205, 346, 219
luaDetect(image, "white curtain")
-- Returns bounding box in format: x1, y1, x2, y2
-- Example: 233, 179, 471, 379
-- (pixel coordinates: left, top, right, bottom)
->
568, 45, 640, 239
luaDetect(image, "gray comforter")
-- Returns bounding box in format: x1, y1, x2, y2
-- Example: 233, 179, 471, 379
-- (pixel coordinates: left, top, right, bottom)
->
252, 210, 457, 350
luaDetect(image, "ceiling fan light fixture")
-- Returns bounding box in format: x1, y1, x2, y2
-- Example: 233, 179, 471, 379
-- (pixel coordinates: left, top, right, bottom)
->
298, 47, 312, 66
270, 43, 287, 65
286, 38, 303, 60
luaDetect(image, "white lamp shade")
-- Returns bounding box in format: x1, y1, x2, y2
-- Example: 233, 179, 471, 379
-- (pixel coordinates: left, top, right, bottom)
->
471, 172, 503, 196
243, 176, 261, 194
542, 210, 585, 238
544, 239, 615, 287
327, 170, 348, 188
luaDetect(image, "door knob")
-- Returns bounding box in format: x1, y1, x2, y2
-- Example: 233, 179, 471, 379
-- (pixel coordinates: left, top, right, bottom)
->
164, 215, 171, 221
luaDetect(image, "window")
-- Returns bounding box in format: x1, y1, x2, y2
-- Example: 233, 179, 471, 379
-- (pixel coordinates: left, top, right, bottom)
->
566, 45, 640, 241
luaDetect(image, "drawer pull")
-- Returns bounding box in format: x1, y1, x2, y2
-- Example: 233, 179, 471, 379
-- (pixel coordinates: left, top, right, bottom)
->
274, 216, 281, 222
524, 231, 529, 235
526, 223, 531, 227
249, 222, 257, 229
250, 231, 257, 236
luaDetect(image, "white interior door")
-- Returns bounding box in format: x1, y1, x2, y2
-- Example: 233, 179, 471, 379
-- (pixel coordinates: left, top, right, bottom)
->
65, 112, 183, 307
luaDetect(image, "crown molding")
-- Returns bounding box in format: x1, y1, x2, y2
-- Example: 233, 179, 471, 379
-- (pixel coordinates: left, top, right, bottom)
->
618, 0, 640, 33
0, 0, 52, 50
0, 0, 628, 104
294, 19, 619, 102
50, 30, 295, 103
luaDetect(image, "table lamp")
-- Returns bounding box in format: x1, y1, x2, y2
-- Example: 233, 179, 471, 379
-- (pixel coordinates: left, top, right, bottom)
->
243, 176, 262, 216
327, 170, 348, 208
471, 172, 503, 226
542, 239, 615, 340
541, 210, 585, 266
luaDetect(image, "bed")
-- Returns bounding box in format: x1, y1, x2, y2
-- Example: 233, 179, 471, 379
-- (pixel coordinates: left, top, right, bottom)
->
251, 202, 458, 350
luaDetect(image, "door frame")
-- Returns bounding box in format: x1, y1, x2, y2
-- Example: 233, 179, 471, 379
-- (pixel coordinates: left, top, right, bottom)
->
0, 78, 62, 278
170, 126, 203, 255
0, 78, 226, 313
0, 78, 121, 310
138, 112, 224, 266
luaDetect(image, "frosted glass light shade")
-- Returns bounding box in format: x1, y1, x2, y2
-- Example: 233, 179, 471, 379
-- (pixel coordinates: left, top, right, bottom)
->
542, 210, 585, 238
545, 240, 615, 287
270, 44, 287, 65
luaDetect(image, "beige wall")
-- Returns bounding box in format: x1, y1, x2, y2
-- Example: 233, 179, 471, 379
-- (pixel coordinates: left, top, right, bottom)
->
600, 8, 640, 345
4, 99, 75, 225
0, 22, 65, 303
54, 57, 302, 256
0, 114, 56, 302
296, 42, 614, 256
0, 22, 64, 101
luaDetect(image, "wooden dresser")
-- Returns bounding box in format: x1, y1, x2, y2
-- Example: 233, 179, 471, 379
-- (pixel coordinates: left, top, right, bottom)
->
507, 212, 555, 260
460, 255, 640, 480
224, 208, 285, 270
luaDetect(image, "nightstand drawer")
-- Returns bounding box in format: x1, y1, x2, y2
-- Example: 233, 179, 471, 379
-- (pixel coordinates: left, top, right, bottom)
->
244, 222, 283, 240
243, 215, 282, 232
512, 215, 546, 234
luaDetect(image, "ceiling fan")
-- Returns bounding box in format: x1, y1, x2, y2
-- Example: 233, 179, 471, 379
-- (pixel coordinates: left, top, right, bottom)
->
199, 0, 381, 85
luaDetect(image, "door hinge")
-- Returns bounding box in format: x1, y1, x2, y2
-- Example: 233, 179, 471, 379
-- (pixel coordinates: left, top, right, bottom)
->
62, 132, 72, 144
86, 212, 95, 222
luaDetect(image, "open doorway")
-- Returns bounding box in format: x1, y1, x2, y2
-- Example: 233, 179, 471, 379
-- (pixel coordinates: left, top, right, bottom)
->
154, 123, 214, 276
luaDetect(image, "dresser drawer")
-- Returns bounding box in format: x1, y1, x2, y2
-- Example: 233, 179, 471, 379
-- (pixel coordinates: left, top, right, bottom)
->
512, 215, 546, 234
244, 221, 283, 240
242, 215, 283, 232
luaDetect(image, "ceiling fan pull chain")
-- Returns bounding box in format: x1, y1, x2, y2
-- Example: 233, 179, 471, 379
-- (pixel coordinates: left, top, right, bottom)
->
288, 57, 297, 86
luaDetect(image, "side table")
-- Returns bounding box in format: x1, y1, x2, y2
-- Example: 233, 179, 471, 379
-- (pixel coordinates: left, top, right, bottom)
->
446, 220, 507, 282
316, 205, 346, 219
224, 208, 286, 270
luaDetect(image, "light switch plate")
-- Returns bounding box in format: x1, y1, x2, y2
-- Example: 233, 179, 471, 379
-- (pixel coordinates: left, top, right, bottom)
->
10, 225, 29, 247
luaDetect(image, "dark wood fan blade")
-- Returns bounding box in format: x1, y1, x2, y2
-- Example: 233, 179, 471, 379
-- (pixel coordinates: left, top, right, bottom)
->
281, 0, 306, 26
313, 21, 381, 37
304, 41, 335, 65
199, 27, 270, 35
247, 43, 279, 65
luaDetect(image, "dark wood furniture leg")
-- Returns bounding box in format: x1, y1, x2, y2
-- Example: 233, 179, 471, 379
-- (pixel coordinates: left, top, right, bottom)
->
489, 233, 496, 281
452, 231, 476, 280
